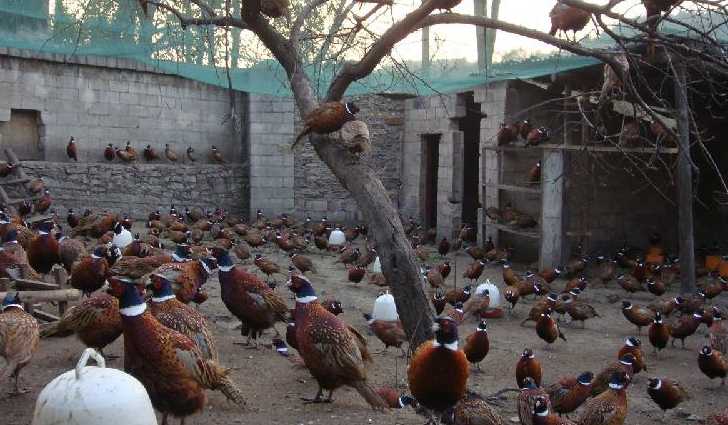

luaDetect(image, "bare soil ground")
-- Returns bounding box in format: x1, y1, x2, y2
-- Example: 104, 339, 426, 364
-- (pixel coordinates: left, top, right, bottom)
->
2, 238, 727, 425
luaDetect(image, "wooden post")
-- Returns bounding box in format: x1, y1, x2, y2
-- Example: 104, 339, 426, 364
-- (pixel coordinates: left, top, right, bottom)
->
485, 0, 501, 69
674, 61, 696, 294
540, 148, 565, 270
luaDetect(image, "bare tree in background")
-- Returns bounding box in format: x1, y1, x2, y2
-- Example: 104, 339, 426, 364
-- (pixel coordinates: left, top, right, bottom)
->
114, 0, 727, 348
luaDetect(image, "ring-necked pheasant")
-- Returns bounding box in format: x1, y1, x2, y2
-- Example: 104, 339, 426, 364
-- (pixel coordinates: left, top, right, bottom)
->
287, 273, 385, 408
291, 102, 360, 149
211, 248, 288, 348
148, 274, 218, 361
107, 277, 247, 424
0, 293, 39, 395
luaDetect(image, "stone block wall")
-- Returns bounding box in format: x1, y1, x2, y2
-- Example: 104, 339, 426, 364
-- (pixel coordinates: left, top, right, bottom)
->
0, 50, 245, 164
247, 94, 295, 216
401, 93, 466, 240
293, 94, 405, 223
22, 162, 247, 219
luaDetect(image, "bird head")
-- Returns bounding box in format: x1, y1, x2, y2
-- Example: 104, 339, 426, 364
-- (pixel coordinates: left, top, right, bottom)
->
148, 273, 175, 299
700, 345, 713, 357
647, 378, 662, 390
362, 313, 373, 322
1, 292, 22, 312
2, 228, 18, 244
609, 371, 629, 391
653, 311, 663, 324
625, 336, 641, 347
522, 348, 534, 359
619, 353, 635, 366
272, 337, 289, 357
476, 320, 488, 332
107, 277, 145, 309
287, 274, 315, 300
344, 102, 360, 115
324, 299, 343, 315
521, 377, 538, 390
577, 372, 593, 386
398, 395, 418, 409
533, 396, 549, 417
432, 316, 459, 349
621, 300, 632, 309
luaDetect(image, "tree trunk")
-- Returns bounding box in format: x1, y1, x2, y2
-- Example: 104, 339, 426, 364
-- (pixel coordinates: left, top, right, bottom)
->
311, 134, 434, 349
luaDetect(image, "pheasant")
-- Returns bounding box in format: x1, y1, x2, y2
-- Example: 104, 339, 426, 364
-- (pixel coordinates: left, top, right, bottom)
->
28, 220, 60, 274
40, 292, 122, 359
211, 248, 288, 348
107, 277, 247, 424
0, 293, 39, 395
408, 316, 469, 419
291, 102, 360, 149
66, 136, 78, 161
148, 273, 218, 361
151, 258, 216, 305
70, 246, 111, 295
287, 273, 385, 407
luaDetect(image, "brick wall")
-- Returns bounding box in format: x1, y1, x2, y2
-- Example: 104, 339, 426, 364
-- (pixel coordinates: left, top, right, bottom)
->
292, 94, 405, 223
0, 51, 245, 164
247, 94, 295, 216
22, 162, 247, 220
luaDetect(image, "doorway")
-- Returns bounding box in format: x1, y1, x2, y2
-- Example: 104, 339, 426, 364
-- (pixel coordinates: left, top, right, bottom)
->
459, 92, 483, 227
422, 134, 440, 231
0, 109, 42, 160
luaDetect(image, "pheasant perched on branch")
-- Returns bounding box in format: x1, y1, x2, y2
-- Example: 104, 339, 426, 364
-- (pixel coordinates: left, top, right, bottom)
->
107, 277, 247, 423
643, 1, 682, 58
291, 102, 360, 149
287, 273, 385, 407
0, 293, 39, 395
549, 1, 591, 40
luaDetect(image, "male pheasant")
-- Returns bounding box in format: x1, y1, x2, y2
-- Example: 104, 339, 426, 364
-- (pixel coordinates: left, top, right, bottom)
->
108, 277, 246, 424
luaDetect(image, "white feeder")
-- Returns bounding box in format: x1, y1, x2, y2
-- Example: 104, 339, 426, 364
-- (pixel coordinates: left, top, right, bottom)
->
475, 279, 501, 308
328, 227, 346, 246
372, 292, 399, 321
371, 256, 382, 273
32, 348, 157, 425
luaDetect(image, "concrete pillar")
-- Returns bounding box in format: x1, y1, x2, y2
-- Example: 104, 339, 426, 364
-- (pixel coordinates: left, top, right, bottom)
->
540, 148, 565, 269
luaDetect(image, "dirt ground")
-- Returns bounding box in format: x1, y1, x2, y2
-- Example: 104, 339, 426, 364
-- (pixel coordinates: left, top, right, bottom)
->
2, 237, 728, 425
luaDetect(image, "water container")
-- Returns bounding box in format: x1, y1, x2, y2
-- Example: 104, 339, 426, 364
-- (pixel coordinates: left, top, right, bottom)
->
372, 291, 399, 321
328, 228, 346, 246
32, 348, 157, 425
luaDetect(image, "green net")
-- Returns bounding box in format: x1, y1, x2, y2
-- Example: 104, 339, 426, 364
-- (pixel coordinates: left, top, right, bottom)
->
1, 1, 721, 97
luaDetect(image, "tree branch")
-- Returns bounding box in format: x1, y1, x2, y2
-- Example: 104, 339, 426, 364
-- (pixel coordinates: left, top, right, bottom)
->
325, 0, 442, 101
291, 0, 332, 46
148, 1, 248, 28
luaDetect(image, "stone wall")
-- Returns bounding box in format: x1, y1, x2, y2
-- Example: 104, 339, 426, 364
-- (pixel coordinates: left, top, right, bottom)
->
0, 50, 245, 164
293, 94, 405, 223
22, 162, 247, 219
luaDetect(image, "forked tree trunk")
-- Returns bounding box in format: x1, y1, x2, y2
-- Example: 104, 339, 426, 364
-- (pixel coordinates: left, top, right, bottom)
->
290, 79, 434, 349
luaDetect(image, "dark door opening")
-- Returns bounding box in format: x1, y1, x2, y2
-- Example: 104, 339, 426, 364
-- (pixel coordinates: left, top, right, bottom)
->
459, 92, 483, 227
422, 134, 440, 231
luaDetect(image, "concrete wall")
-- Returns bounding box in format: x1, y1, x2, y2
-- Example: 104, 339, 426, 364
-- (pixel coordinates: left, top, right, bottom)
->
23, 162, 247, 219
247, 94, 295, 216
293, 94, 404, 223
0, 51, 245, 163
401, 93, 467, 240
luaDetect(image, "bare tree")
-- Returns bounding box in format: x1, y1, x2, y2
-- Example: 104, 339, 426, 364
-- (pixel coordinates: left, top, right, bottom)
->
126, 0, 726, 347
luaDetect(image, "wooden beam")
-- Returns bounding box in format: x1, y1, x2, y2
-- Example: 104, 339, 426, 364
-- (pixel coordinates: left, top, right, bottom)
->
482, 183, 541, 195
487, 222, 540, 239
0, 289, 82, 304
540, 149, 565, 269
13, 278, 60, 291
675, 61, 696, 294
32, 309, 61, 322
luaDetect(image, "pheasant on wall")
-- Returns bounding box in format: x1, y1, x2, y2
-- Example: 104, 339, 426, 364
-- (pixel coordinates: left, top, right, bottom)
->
287, 273, 385, 407
107, 277, 247, 424
40, 292, 122, 359
0, 293, 39, 395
